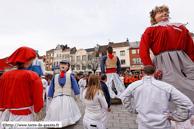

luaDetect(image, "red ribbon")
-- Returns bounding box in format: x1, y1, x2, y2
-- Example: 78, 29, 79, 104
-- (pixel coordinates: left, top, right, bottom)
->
60, 71, 66, 78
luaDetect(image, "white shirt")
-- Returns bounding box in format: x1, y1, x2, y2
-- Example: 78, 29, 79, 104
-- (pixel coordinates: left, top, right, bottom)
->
78, 78, 86, 88
32, 58, 46, 75
83, 89, 108, 121
41, 78, 48, 90
119, 76, 194, 129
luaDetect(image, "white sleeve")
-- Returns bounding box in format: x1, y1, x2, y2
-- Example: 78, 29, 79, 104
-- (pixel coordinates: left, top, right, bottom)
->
39, 60, 46, 75
83, 80, 86, 87
97, 90, 108, 109
170, 87, 194, 122
119, 85, 136, 114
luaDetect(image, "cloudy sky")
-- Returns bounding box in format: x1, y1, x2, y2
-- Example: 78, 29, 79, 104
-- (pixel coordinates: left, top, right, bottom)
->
0, 0, 193, 58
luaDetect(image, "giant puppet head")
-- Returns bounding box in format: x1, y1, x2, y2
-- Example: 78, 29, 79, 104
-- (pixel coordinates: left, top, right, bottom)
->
60, 60, 70, 72
149, 5, 170, 25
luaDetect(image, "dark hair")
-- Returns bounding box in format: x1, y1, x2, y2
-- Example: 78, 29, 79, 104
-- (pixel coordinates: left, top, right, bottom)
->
143, 65, 156, 75
106, 46, 113, 54
101, 74, 107, 80
17, 62, 25, 68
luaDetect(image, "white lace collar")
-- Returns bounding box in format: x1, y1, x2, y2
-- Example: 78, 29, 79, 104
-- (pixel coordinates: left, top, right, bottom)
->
151, 20, 187, 27
150, 20, 186, 31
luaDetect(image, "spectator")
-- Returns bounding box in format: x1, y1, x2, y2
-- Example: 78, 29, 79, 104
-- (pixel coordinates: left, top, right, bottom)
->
124, 74, 130, 88
83, 74, 108, 129
78, 75, 86, 101
120, 65, 194, 129
100, 74, 111, 128
41, 75, 48, 101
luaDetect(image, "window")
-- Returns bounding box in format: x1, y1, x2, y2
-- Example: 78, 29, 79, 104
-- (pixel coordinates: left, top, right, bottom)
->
132, 58, 142, 64
65, 54, 69, 58
71, 56, 75, 62
137, 49, 139, 53
82, 55, 86, 61
57, 54, 58, 57
132, 49, 136, 54
62, 54, 65, 58
54, 62, 56, 66
88, 64, 92, 69
82, 64, 86, 70
112, 51, 116, 55
76, 65, 80, 70
88, 55, 92, 60
71, 65, 75, 70
59, 54, 61, 57
120, 51, 125, 56
121, 60, 125, 65
77, 56, 81, 61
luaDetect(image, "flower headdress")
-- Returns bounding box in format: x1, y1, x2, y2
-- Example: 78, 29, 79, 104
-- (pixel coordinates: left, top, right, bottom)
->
149, 9, 155, 17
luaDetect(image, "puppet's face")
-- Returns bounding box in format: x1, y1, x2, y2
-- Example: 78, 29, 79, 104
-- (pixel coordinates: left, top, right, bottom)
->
60, 63, 68, 72
155, 10, 169, 23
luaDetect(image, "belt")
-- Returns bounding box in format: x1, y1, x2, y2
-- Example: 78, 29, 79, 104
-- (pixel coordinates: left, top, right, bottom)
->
0, 106, 33, 121
105, 68, 117, 73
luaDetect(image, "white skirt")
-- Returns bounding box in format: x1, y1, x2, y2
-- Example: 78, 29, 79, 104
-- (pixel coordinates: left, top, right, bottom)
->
106, 73, 126, 98
44, 95, 81, 127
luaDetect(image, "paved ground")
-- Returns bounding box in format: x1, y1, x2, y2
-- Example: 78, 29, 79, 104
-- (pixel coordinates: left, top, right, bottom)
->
40, 99, 138, 129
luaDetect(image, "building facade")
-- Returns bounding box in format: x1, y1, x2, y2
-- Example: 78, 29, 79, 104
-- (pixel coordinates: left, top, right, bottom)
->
129, 41, 154, 72
70, 48, 99, 74
45, 49, 54, 71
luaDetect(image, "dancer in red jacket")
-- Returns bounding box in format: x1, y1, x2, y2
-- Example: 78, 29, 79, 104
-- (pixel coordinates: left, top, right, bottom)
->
0, 47, 43, 126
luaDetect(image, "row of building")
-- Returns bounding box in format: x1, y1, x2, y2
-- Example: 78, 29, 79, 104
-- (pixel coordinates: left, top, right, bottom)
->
45, 38, 154, 75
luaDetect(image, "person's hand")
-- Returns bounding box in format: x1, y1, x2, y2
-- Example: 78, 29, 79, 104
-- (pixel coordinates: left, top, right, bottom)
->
168, 114, 174, 121
135, 111, 138, 114
108, 107, 111, 112
48, 97, 52, 100
34, 112, 41, 121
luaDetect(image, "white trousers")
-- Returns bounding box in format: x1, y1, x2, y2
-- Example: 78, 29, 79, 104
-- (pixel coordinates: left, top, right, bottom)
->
46, 87, 51, 114
43, 90, 46, 101
80, 87, 85, 101
102, 109, 109, 128
0, 106, 35, 129
83, 115, 104, 129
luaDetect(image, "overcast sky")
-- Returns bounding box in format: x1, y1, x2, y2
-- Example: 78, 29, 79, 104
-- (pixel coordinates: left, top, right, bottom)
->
0, 0, 193, 58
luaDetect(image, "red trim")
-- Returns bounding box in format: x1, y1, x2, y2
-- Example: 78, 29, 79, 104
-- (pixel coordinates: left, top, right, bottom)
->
105, 69, 116, 73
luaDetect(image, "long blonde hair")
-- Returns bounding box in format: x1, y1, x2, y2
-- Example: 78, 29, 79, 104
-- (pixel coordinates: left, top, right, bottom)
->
150, 5, 169, 25
85, 74, 104, 100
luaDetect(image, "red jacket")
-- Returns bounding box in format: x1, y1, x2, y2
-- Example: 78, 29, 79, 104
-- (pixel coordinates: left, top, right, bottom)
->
124, 76, 130, 83
0, 69, 43, 115
139, 23, 194, 66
